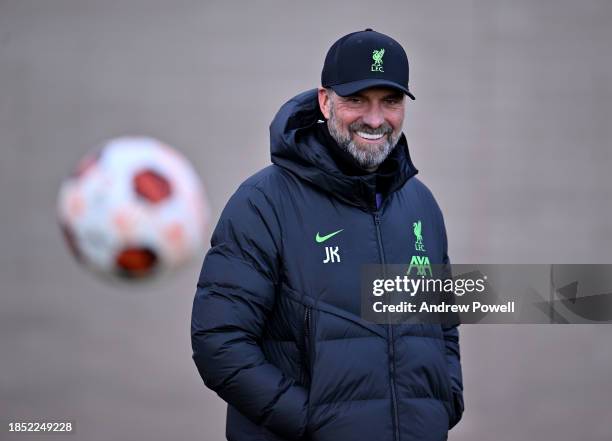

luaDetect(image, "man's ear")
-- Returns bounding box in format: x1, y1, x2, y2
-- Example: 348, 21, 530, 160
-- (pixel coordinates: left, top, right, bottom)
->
318, 87, 331, 120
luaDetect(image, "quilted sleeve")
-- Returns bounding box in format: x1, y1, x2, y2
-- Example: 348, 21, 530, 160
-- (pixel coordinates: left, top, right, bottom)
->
191, 184, 308, 439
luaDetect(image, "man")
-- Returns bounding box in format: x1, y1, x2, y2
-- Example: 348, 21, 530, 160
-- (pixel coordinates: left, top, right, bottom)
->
191, 29, 464, 441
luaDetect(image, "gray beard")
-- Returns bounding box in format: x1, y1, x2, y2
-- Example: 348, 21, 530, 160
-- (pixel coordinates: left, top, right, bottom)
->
327, 105, 402, 171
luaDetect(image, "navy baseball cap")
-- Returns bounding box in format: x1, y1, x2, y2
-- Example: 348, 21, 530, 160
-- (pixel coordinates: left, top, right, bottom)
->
321, 28, 415, 100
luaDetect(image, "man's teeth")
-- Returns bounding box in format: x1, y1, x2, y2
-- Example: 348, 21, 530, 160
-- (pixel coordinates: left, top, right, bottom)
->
356, 131, 385, 140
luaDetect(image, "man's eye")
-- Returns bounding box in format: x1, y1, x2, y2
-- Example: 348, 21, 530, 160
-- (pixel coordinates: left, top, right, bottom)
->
347, 97, 362, 103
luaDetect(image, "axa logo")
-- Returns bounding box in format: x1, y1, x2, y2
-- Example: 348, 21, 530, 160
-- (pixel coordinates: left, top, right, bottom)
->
371, 48, 385, 72
407, 255, 432, 277
315, 229, 343, 263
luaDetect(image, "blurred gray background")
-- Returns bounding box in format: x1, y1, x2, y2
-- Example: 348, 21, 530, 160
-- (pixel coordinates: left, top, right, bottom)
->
1, 0, 611, 440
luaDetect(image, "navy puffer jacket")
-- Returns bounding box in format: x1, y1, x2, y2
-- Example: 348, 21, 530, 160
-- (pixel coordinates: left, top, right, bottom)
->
191, 89, 464, 441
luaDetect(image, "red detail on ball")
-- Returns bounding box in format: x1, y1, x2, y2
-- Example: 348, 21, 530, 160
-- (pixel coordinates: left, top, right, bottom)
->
133, 169, 172, 203
112, 210, 134, 239
68, 192, 86, 219
164, 223, 184, 245
115, 247, 158, 278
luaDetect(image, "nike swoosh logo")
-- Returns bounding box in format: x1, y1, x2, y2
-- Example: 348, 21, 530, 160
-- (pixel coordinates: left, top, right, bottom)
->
315, 229, 344, 243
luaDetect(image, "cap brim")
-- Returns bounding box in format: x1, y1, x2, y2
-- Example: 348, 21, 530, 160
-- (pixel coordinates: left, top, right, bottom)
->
329, 79, 415, 100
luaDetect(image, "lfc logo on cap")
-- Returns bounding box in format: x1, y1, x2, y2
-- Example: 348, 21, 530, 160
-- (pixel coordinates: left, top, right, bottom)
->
371, 48, 385, 72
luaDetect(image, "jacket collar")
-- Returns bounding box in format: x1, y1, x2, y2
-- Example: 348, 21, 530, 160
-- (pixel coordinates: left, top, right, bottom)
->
270, 89, 418, 212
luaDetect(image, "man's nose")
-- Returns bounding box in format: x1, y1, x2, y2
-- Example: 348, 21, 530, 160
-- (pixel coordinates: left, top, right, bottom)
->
361, 104, 385, 128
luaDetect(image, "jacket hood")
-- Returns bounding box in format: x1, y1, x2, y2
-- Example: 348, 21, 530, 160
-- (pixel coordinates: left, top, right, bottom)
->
270, 89, 418, 211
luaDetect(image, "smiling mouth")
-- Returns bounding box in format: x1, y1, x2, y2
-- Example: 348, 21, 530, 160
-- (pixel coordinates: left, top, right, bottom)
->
355, 131, 385, 141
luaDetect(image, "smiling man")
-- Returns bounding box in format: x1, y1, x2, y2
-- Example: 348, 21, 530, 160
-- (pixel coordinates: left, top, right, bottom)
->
320, 87, 404, 172
192, 29, 464, 441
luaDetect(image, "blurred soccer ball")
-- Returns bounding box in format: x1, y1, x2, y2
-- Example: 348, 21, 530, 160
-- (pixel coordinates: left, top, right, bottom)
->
57, 137, 210, 280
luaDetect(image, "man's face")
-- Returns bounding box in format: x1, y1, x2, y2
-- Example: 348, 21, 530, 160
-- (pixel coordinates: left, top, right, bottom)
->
318, 87, 405, 171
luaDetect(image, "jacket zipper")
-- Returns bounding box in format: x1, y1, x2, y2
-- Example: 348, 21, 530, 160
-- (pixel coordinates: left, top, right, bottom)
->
374, 213, 401, 441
